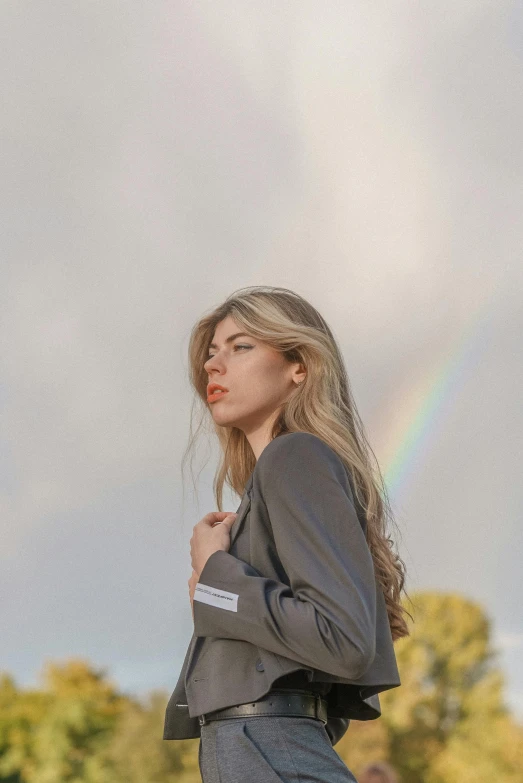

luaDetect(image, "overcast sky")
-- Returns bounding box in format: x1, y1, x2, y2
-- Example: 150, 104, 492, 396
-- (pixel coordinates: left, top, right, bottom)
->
1, 1, 522, 720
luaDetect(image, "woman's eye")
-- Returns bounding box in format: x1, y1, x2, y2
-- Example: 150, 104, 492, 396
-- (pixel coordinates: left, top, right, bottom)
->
206, 344, 251, 361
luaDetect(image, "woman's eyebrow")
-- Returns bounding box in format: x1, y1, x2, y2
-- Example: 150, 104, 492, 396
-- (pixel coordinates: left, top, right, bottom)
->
208, 332, 252, 350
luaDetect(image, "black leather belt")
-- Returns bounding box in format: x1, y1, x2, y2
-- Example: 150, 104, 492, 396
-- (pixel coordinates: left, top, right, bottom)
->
198, 689, 328, 726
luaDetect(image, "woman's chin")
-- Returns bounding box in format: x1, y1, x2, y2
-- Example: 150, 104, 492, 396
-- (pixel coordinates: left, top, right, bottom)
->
211, 411, 238, 428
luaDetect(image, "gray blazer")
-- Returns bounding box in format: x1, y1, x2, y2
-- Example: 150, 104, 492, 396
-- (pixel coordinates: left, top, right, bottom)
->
163, 432, 401, 747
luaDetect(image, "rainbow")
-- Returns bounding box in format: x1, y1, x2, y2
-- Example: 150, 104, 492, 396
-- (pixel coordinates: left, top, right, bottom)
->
379, 283, 502, 499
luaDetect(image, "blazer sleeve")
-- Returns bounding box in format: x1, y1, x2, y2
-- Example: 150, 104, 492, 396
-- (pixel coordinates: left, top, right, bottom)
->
192, 432, 377, 679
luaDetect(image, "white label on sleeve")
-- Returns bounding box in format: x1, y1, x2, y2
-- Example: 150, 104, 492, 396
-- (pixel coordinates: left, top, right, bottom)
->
194, 582, 239, 612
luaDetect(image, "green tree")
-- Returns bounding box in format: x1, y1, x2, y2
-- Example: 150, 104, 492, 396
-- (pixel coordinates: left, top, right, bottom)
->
0, 659, 127, 783
26, 658, 127, 783
100, 690, 199, 783
378, 591, 523, 783
0, 662, 199, 783
0, 672, 49, 783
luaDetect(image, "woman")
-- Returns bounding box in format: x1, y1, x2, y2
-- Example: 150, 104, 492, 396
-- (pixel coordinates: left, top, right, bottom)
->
163, 286, 411, 782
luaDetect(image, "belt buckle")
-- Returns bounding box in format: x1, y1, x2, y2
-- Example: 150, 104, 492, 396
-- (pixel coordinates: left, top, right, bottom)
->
198, 714, 207, 726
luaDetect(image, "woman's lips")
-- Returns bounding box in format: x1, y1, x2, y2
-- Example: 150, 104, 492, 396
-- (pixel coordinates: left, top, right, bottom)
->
207, 390, 229, 403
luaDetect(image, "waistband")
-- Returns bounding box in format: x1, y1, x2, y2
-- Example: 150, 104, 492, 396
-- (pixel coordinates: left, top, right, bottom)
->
198, 689, 328, 726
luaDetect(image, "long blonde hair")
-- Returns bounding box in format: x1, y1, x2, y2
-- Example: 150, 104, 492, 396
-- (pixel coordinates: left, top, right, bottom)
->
185, 285, 411, 642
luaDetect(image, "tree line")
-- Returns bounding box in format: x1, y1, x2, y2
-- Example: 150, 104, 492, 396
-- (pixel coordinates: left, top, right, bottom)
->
1, 591, 522, 782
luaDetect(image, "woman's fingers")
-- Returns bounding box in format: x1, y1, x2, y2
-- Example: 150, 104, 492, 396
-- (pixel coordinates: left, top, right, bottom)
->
199, 511, 238, 527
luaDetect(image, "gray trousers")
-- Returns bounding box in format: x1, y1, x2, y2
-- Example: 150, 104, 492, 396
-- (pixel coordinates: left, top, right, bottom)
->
198, 715, 357, 783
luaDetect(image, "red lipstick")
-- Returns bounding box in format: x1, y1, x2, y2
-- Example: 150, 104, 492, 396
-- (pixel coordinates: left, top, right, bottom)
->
207, 382, 229, 403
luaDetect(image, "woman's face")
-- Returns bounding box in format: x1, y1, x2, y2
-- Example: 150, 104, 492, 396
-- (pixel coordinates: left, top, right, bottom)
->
203, 315, 302, 435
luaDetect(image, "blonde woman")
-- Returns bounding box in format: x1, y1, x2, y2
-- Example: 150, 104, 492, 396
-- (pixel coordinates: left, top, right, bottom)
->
163, 286, 410, 783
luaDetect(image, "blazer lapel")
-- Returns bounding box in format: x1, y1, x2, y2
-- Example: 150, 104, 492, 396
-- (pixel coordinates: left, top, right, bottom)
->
228, 482, 252, 548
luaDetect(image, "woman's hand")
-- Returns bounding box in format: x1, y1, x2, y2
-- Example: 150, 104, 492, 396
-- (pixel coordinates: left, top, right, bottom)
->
190, 511, 238, 578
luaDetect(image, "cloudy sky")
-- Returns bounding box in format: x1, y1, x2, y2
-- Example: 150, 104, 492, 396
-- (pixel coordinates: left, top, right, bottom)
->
1, 2, 522, 719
